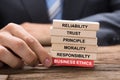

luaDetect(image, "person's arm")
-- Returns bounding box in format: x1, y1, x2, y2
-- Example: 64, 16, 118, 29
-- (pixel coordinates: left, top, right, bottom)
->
80, 11, 120, 29
79, 1, 120, 46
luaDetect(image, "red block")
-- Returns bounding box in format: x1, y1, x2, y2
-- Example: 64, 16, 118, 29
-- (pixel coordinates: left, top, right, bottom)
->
52, 58, 94, 67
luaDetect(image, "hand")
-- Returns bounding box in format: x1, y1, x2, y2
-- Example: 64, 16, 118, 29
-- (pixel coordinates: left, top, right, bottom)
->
0, 23, 52, 68
21, 22, 52, 46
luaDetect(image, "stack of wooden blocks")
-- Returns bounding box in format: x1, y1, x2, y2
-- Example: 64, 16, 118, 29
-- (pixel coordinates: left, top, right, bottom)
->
50, 19, 99, 67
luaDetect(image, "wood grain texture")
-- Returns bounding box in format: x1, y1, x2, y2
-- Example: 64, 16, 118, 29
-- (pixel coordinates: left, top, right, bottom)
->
53, 19, 99, 31
51, 43, 98, 52
50, 51, 96, 60
51, 36, 97, 45
0, 45, 120, 80
51, 28, 97, 38
0, 75, 8, 80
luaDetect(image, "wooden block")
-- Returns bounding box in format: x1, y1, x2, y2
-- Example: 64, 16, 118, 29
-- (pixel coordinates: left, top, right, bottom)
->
51, 43, 98, 53
53, 19, 99, 31
0, 75, 8, 80
52, 58, 94, 67
51, 36, 97, 45
51, 28, 97, 38
50, 51, 96, 60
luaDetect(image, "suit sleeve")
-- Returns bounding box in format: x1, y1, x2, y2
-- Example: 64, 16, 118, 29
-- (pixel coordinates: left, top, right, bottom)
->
79, 0, 120, 46
80, 11, 120, 30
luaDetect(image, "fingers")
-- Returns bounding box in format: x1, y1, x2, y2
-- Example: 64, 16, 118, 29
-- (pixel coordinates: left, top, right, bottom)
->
29, 41, 53, 67
0, 45, 23, 68
0, 32, 37, 66
4, 23, 52, 67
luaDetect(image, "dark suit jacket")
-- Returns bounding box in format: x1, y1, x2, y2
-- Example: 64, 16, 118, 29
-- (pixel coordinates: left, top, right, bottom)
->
0, 0, 120, 46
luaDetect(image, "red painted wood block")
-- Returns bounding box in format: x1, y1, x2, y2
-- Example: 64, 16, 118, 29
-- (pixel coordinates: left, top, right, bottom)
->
52, 58, 94, 67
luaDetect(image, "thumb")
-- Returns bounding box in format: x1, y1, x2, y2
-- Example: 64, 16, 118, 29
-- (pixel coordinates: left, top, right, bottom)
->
39, 50, 53, 67
33, 44, 53, 67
